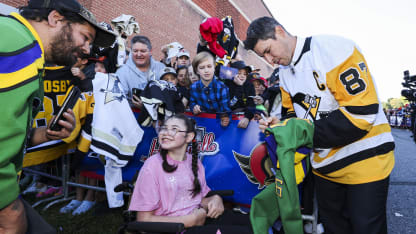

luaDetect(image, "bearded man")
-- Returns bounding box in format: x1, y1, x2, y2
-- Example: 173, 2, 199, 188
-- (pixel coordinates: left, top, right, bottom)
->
0, 0, 115, 233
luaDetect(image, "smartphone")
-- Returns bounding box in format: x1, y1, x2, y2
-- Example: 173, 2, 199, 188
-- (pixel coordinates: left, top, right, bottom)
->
219, 66, 238, 80
248, 95, 261, 99
132, 88, 141, 97
49, 86, 81, 131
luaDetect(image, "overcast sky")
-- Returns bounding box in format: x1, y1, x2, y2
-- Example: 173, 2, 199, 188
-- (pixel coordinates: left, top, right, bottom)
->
263, 0, 416, 102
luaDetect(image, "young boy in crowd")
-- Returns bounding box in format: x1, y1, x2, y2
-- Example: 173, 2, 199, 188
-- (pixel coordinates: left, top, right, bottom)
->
59, 57, 102, 215
23, 55, 95, 198
224, 61, 256, 128
160, 67, 178, 86
190, 52, 231, 127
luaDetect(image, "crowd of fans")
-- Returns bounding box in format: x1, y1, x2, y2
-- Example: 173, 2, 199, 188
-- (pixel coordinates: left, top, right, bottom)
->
4, 1, 395, 233
19, 12, 281, 222
385, 104, 416, 131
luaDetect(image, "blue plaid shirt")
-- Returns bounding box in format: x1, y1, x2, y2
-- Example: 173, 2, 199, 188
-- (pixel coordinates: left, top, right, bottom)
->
189, 77, 231, 113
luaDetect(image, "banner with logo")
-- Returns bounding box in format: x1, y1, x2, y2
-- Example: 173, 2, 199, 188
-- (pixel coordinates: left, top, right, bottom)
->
81, 112, 267, 206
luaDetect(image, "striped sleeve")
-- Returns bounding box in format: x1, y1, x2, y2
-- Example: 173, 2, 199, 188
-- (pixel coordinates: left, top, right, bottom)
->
0, 18, 43, 91
314, 47, 379, 148
0, 14, 44, 209
280, 86, 296, 120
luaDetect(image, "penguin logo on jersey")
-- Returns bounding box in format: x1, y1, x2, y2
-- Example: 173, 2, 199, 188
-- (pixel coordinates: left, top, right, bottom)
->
100, 73, 125, 104
222, 28, 231, 43
292, 93, 321, 120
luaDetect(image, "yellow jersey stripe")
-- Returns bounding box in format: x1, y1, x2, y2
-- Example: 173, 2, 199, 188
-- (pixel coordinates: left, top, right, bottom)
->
313, 150, 394, 184
0, 61, 41, 89
339, 107, 374, 131
313, 123, 392, 164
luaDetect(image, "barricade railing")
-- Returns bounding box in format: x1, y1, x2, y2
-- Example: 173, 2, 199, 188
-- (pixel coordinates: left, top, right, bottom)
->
387, 113, 412, 128
22, 111, 320, 233
23, 154, 117, 211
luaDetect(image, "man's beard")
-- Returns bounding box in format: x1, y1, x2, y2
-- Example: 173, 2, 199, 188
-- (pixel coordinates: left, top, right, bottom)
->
49, 23, 85, 66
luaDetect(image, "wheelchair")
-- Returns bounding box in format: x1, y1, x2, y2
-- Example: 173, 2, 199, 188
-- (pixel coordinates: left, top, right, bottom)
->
115, 180, 234, 234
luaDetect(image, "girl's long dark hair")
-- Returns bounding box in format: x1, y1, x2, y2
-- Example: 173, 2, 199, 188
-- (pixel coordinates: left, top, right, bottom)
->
176, 65, 191, 88
159, 114, 201, 197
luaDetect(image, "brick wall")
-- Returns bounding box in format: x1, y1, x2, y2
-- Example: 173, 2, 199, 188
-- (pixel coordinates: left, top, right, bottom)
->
232, 0, 272, 22
187, 0, 274, 75
0, 0, 274, 77
193, 0, 248, 41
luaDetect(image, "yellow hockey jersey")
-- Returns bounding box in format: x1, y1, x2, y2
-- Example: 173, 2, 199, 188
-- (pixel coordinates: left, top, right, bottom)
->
279, 36, 394, 184
23, 67, 94, 167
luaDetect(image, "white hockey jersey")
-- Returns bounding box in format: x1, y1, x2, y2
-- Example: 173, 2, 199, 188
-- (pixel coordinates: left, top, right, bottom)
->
279, 36, 394, 184
91, 73, 143, 166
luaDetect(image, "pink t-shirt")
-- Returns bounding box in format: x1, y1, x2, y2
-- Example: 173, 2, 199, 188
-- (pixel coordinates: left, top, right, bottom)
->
129, 152, 210, 216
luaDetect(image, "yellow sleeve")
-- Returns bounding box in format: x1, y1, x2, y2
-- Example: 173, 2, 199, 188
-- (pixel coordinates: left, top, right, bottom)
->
326, 47, 379, 131
280, 86, 296, 118
62, 88, 95, 144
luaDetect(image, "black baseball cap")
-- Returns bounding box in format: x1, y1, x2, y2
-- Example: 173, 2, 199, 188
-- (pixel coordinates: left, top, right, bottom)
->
161, 67, 177, 78
230, 61, 252, 73
27, 0, 116, 47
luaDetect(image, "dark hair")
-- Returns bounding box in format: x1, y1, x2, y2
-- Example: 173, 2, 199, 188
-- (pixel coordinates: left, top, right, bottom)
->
19, 7, 86, 24
176, 65, 191, 87
159, 114, 201, 197
244, 17, 285, 51
131, 35, 152, 50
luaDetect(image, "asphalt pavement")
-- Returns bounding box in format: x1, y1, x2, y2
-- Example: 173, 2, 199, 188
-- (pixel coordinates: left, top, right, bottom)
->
387, 128, 416, 234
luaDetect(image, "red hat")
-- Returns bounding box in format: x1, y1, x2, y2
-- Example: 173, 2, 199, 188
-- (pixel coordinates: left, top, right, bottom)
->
249, 73, 268, 88
88, 56, 106, 63
199, 17, 226, 58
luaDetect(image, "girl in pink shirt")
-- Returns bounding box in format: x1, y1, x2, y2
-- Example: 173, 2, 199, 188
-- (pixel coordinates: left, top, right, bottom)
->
129, 114, 252, 233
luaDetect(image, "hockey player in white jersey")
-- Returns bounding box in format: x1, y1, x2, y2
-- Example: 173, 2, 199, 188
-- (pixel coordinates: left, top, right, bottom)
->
245, 17, 394, 234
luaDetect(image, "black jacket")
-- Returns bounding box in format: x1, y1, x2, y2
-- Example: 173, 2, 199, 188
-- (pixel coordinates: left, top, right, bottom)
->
263, 85, 281, 114
224, 79, 255, 120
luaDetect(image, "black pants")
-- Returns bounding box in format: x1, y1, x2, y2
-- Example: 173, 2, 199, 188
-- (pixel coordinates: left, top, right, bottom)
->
314, 175, 389, 234
185, 210, 253, 234
21, 198, 56, 234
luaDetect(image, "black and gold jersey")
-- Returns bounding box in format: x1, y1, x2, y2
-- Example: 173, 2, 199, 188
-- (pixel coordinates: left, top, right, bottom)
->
24, 67, 94, 167
279, 36, 394, 184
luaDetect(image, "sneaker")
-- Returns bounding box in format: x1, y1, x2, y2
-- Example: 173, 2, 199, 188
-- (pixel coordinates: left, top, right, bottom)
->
72, 200, 96, 215
60, 200, 82, 214
35, 185, 49, 198
54, 187, 64, 196
37, 186, 60, 198
22, 182, 41, 195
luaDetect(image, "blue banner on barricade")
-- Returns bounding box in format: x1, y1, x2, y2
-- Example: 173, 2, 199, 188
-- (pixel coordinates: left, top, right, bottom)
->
81, 112, 266, 206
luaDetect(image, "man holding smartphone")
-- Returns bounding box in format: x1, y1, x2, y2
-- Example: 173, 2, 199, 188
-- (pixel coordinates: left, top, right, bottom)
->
116, 35, 166, 108
0, 0, 115, 233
